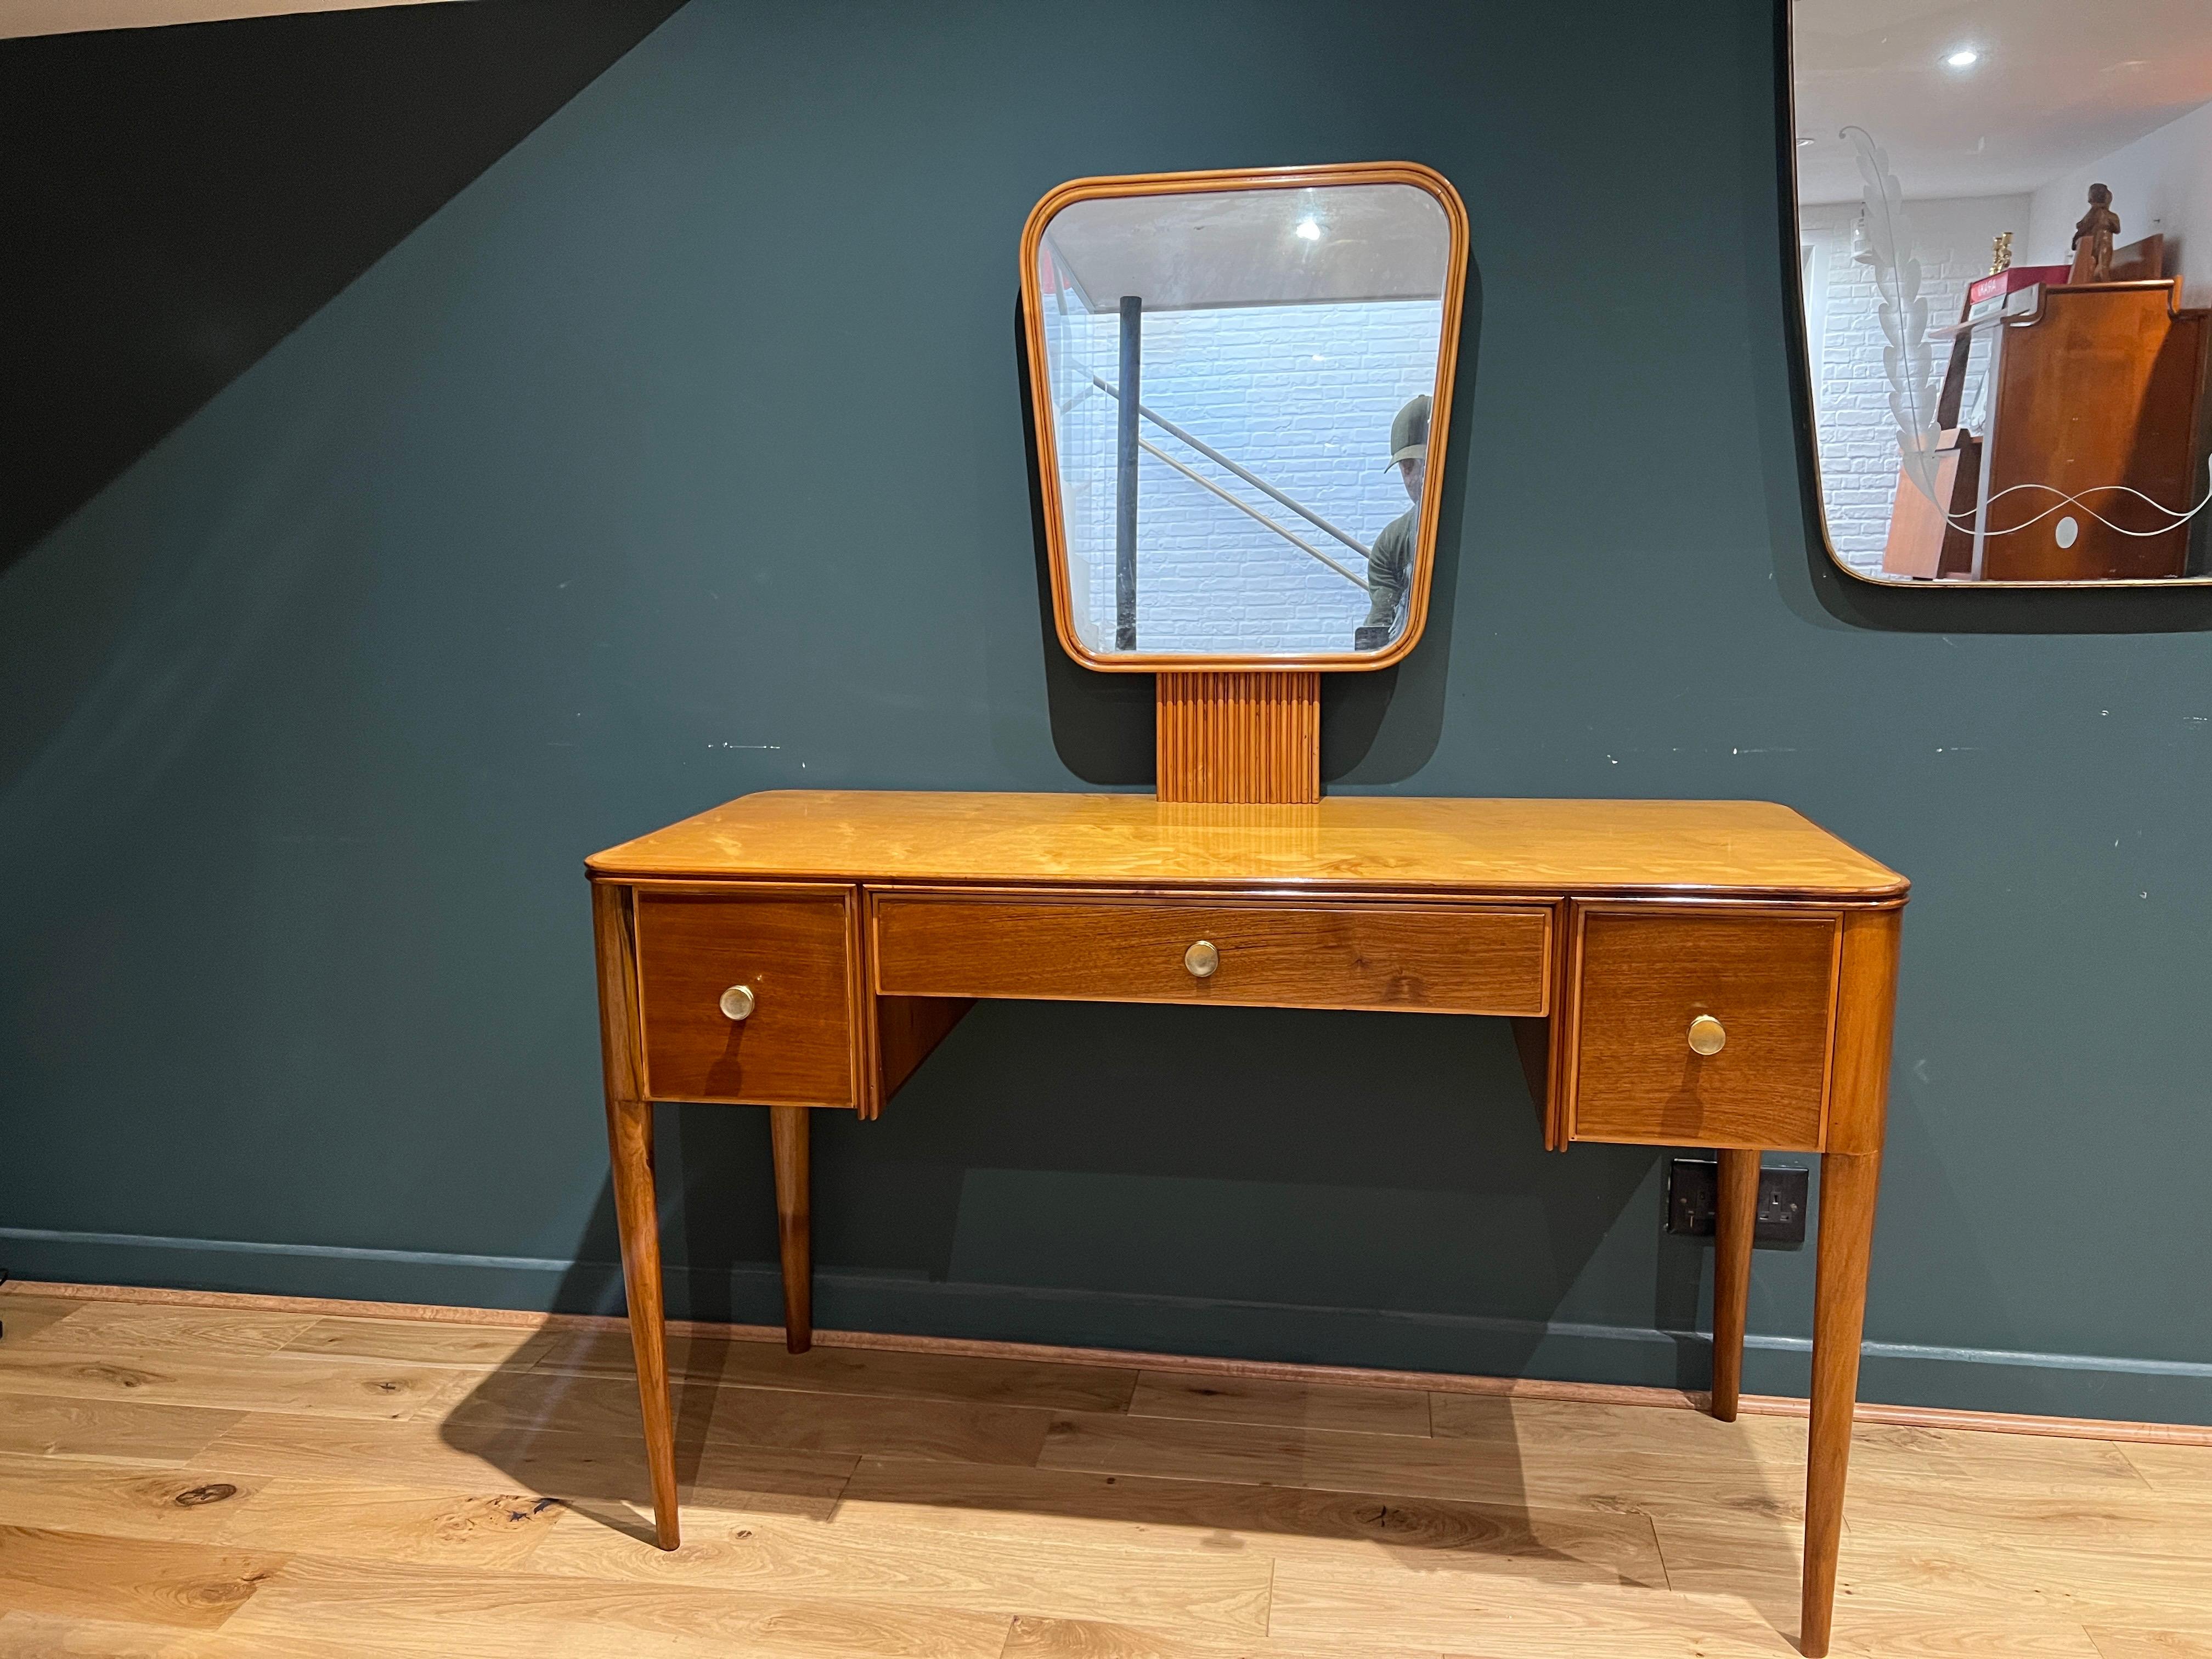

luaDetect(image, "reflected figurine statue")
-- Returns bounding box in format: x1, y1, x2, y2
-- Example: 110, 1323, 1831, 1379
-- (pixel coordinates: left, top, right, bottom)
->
2068, 184, 2120, 284
1352, 393, 1430, 651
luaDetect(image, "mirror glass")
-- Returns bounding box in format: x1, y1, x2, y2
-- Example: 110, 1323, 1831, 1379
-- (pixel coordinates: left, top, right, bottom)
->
1792, 3, 2212, 584
1030, 177, 1457, 656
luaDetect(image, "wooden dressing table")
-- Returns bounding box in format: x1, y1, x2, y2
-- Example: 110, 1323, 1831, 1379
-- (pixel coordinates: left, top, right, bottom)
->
587, 788, 1905, 1657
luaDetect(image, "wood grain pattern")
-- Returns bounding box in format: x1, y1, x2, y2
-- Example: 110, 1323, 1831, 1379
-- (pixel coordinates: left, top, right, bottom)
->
0, 1457, 268, 1545
1711, 1147, 1760, 1422
871, 993, 972, 1113
8, 1304, 314, 1357
1802, 1149, 1882, 1658
1565, 907, 1838, 1149
0, 1346, 458, 1421
15, 1294, 2212, 1659
592, 881, 679, 1551
0, 1396, 242, 1464
770, 1105, 812, 1354
1003, 1615, 1444, 1659
633, 888, 856, 1107
872, 893, 1549, 1015
1155, 670, 1321, 804
447, 1370, 1056, 1468
1018, 162, 1470, 676
528, 1330, 1138, 1414
0, 1527, 285, 1631
1981, 281, 2210, 581
1126, 1370, 1432, 1437
587, 791, 1907, 900
1825, 907, 1902, 1155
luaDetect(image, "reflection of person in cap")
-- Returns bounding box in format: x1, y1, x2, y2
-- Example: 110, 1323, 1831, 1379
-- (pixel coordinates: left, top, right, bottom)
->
1352, 393, 1429, 651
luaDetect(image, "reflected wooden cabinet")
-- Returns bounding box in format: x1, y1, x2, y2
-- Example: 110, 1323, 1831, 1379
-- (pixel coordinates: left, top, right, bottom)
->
1882, 278, 2212, 583
586, 789, 1905, 1658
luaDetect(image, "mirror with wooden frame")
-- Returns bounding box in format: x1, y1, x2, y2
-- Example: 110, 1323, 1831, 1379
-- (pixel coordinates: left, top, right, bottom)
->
1022, 163, 1469, 665
1787, 2, 2212, 586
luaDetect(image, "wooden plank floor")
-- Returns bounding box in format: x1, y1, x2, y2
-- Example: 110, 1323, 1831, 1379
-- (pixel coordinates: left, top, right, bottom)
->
2, 1288, 2209, 1657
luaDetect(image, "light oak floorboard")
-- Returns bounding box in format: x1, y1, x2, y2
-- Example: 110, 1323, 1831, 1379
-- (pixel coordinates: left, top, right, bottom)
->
0, 1610, 228, 1658
1003, 1613, 1441, 1659
197, 1410, 853, 1511
9, 1307, 319, 1358
0, 1526, 285, 1631
2089, 1632, 2212, 1659
0, 1300, 91, 1347
1037, 1410, 1809, 1525
0, 1397, 240, 1465
448, 1368, 1053, 1466
1131, 1371, 1432, 1437
532, 1329, 1138, 1414
206, 1476, 572, 1568
525, 1499, 1274, 1640
0, 1455, 266, 1545
6, 1295, 2207, 1659
2122, 1442, 2212, 1497
0, 1347, 462, 1422
215, 1552, 1012, 1659
840, 1458, 1666, 1585
1267, 1558, 1798, 1657
277, 1317, 552, 1370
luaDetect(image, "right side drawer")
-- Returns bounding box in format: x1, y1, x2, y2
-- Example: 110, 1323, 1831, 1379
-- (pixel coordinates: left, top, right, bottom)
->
1565, 906, 1839, 1149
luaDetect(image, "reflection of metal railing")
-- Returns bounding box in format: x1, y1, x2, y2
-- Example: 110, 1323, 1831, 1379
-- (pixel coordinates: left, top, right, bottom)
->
1086, 373, 1371, 590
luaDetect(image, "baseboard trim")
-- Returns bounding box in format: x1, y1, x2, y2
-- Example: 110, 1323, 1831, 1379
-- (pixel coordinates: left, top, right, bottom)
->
12, 1274, 2211, 1448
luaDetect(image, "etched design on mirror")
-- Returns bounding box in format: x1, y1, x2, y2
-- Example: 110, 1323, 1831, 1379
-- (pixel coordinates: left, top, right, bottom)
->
1027, 174, 1459, 659
1790, 4, 2212, 586
1846, 127, 1943, 512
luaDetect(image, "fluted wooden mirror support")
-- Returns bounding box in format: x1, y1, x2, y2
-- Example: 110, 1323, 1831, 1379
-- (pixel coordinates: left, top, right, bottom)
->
1020, 162, 1469, 803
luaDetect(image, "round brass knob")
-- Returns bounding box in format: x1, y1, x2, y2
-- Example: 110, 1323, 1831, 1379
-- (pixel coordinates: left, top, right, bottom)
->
719, 984, 757, 1021
1687, 1014, 1725, 1057
1183, 940, 1220, 979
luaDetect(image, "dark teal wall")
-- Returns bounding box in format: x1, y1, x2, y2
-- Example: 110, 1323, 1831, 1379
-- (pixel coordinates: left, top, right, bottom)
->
4, 0, 2207, 1423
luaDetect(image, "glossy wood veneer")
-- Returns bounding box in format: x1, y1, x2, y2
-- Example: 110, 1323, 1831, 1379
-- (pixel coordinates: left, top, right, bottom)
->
1155, 670, 1321, 804
588, 789, 1908, 1655
871, 891, 1550, 1015
1564, 906, 1840, 1149
588, 791, 1906, 900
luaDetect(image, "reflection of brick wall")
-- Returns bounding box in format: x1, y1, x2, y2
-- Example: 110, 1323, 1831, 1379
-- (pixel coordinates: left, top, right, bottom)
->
1799, 195, 2027, 576
1044, 301, 1441, 652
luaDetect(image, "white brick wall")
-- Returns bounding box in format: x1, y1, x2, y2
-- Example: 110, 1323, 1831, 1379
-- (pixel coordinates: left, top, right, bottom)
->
1800, 194, 2028, 575
1040, 298, 1442, 652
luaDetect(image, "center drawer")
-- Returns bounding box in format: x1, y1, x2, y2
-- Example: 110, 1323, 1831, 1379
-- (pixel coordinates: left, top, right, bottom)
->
870, 892, 1552, 1015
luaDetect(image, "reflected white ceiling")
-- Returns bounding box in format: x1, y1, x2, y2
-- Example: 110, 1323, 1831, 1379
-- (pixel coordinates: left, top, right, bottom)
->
1794, 0, 2212, 203
1042, 184, 1449, 314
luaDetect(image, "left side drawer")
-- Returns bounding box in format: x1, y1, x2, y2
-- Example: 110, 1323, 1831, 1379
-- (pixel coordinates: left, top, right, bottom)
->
633, 888, 856, 1106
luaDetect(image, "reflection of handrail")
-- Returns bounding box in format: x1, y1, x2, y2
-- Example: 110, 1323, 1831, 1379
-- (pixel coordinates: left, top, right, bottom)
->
1136, 436, 1368, 588
1090, 373, 1374, 560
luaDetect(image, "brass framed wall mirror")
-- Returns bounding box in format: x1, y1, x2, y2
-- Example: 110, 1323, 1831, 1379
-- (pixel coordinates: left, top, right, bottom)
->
1787, 2, 2212, 586
1020, 163, 1469, 803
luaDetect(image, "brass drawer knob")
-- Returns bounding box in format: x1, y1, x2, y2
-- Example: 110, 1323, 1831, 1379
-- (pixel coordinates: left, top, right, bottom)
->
1183, 940, 1220, 979
1687, 1014, 1725, 1057
719, 984, 757, 1022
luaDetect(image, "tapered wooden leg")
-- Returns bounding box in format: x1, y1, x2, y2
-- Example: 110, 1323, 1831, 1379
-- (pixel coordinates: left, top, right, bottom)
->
605, 1094, 679, 1550
770, 1105, 812, 1353
1711, 1147, 1760, 1421
1802, 1150, 1881, 1657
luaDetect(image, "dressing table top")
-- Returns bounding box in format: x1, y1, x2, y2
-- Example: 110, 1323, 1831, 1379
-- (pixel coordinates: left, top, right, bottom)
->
586, 790, 1905, 902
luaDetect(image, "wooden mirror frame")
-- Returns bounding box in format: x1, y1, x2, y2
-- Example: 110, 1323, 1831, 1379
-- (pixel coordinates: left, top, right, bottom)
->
1020, 162, 1470, 804
1777, 1, 2212, 591
1022, 162, 1471, 670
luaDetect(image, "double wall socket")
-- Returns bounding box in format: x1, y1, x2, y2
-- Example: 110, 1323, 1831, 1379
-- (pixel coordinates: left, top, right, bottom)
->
1664, 1157, 1809, 1246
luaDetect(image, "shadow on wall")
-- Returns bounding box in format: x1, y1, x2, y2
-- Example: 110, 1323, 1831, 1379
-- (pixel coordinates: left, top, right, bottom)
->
1013, 262, 1485, 787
